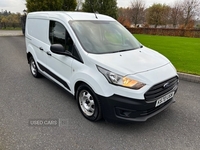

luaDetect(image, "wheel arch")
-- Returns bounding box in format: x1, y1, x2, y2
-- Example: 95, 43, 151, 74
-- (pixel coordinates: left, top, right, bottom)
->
74, 81, 90, 100
27, 52, 33, 64
72, 72, 113, 99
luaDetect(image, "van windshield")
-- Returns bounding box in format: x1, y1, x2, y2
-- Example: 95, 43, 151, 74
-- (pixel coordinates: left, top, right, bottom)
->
69, 20, 141, 54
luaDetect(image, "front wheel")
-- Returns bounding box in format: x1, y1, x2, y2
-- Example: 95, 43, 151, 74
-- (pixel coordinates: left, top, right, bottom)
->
76, 84, 102, 122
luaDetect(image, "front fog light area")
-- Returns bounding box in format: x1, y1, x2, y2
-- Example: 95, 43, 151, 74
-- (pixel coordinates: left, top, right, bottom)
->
97, 66, 146, 90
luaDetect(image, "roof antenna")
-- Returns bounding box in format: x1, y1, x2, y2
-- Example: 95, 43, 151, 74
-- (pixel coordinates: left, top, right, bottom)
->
90, 0, 98, 19
94, 11, 98, 19
94, 10, 98, 19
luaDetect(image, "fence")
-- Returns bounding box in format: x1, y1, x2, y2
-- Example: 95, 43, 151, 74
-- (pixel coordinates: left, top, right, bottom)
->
127, 28, 200, 38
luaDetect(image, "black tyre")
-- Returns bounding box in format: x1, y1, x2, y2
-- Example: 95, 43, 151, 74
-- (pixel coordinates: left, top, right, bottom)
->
29, 57, 41, 78
76, 84, 102, 121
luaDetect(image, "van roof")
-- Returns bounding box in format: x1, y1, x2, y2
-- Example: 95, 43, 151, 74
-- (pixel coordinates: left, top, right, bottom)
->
27, 11, 115, 21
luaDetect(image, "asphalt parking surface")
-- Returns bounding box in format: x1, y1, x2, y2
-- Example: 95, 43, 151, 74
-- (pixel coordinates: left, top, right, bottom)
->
0, 36, 200, 150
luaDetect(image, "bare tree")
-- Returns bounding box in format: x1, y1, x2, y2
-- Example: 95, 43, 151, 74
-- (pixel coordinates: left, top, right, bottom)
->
161, 5, 171, 28
170, 0, 182, 28
181, 0, 200, 28
130, 0, 145, 27
117, 7, 132, 27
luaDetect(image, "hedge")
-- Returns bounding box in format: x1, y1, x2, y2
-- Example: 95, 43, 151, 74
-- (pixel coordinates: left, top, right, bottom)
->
127, 28, 200, 38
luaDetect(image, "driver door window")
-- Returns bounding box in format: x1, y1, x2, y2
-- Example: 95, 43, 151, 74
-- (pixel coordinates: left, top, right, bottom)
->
49, 21, 73, 53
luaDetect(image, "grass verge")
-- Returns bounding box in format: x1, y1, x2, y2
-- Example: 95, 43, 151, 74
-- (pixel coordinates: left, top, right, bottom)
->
134, 34, 200, 75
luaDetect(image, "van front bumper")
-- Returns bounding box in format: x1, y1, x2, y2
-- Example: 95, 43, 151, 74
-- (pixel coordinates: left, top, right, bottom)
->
98, 92, 176, 122
98, 76, 179, 122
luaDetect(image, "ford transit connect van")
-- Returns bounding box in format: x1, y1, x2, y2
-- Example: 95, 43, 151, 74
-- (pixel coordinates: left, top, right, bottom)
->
25, 11, 179, 122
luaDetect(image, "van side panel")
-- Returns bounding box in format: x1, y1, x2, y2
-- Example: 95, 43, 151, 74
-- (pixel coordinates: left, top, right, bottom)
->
27, 18, 50, 45
26, 17, 51, 76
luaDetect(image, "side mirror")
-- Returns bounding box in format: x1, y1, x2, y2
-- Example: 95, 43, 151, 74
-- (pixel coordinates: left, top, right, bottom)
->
50, 44, 72, 56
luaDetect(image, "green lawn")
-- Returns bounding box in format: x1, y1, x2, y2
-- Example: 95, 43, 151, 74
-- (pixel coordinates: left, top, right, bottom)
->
134, 34, 200, 75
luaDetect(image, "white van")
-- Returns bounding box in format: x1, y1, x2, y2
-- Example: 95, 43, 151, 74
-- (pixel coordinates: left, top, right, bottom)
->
25, 11, 179, 122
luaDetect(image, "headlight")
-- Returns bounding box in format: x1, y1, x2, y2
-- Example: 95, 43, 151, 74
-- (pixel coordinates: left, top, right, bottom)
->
97, 66, 146, 90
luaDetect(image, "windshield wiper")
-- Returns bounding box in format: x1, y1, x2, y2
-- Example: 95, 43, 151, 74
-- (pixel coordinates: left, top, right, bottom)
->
117, 47, 140, 53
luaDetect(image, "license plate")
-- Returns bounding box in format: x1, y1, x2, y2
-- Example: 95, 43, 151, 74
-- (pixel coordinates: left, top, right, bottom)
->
155, 91, 174, 107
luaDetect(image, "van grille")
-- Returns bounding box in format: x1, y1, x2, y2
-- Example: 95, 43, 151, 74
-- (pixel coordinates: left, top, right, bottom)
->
144, 76, 178, 101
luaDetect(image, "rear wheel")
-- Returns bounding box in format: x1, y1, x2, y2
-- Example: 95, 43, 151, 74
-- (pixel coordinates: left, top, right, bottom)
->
76, 84, 102, 121
29, 57, 41, 78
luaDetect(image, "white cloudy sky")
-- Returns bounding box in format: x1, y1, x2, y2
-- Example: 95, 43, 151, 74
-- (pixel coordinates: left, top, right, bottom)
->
0, 0, 176, 13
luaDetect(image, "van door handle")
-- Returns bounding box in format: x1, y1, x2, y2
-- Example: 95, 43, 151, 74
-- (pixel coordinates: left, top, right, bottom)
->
39, 47, 43, 51
46, 51, 52, 56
